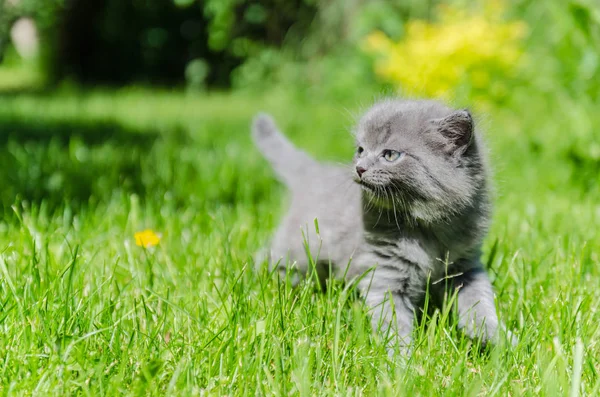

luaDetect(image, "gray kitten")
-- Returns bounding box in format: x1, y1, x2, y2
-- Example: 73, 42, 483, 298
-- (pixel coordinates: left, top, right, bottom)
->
252, 99, 513, 353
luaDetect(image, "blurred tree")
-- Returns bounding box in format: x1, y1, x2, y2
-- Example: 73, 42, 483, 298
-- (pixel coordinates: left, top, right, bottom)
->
47, 0, 223, 86
0, 0, 16, 63
1, 0, 434, 89
27, 0, 318, 87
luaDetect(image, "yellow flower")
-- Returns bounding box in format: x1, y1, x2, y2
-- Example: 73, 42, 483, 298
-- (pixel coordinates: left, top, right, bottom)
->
134, 229, 161, 248
361, 0, 527, 101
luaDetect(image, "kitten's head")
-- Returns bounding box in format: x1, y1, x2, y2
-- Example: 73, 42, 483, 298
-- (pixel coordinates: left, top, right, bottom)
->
353, 99, 487, 222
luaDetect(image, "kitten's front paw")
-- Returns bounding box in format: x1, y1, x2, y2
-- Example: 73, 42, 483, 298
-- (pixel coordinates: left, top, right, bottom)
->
490, 325, 518, 348
253, 247, 271, 272
501, 327, 518, 347
387, 342, 412, 361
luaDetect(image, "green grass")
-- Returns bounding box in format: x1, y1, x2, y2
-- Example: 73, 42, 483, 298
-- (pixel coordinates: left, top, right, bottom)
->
0, 85, 598, 396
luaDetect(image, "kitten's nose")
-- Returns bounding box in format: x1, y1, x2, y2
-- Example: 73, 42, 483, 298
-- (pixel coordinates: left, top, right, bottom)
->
356, 166, 367, 178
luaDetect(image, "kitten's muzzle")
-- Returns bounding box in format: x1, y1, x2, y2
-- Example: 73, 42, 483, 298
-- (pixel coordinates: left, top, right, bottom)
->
356, 179, 378, 193
356, 166, 367, 178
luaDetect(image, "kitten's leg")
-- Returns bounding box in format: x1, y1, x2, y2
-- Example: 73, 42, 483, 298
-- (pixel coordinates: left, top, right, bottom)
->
254, 247, 304, 286
363, 286, 415, 355
455, 267, 515, 345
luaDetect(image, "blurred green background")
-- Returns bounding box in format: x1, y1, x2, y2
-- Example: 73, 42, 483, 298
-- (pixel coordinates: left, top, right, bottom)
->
0, 0, 598, 209
0, 0, 599, 395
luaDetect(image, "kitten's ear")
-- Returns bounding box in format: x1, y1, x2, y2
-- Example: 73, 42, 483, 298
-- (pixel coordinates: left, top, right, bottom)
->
433, 109, 474, 149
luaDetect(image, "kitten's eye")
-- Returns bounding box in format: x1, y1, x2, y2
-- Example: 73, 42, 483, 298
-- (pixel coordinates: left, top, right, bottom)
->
383, 150, 403, 162
357, 146, 364, 156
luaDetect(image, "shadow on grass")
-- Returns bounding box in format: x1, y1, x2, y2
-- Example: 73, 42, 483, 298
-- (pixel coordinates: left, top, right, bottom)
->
0, 86, 65, 99
566, 146, 600, 193
0, 119, 159, 146
0, 117, 162, 214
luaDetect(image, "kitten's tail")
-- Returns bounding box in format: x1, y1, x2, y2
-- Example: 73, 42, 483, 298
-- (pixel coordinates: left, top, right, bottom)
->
252, 113, 318, 188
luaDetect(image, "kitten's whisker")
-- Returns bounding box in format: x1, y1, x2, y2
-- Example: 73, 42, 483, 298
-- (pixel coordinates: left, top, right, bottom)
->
373, 186, 385, 228
333, 161, 354, 169
390, 188, 402, 231
389, 181, 416, 228
335, 184, 353, 199
330, 177, 354, 192
337, 106, 359, 130
363, 191, 375, 213
384, 188, 392, 223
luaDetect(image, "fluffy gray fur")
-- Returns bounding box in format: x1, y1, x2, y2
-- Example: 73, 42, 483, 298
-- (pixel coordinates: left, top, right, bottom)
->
252, 99, 513, 353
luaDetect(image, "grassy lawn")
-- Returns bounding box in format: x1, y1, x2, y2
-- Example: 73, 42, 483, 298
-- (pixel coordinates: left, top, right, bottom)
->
0, 87, 598, 395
